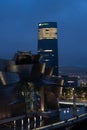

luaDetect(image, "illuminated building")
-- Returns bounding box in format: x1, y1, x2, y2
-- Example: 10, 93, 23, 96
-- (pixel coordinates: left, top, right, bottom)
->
38, 22, 58, 76
5, 51, 59, 113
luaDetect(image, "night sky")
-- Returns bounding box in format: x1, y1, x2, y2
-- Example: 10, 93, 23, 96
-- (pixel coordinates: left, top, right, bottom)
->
0, 0, 87, 67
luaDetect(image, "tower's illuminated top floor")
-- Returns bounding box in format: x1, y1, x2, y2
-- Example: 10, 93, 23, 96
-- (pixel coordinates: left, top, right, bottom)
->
38, 22, 57, 40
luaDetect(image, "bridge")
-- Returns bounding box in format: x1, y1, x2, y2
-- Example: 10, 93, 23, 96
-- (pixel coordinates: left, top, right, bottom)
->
0, 105, 87, 130
59, 100, 87, 106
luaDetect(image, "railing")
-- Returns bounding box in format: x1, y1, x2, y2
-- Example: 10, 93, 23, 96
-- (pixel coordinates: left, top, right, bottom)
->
0, 106, 87, 130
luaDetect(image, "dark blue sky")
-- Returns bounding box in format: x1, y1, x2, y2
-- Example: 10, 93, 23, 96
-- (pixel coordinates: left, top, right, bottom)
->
0, 0, 87, 67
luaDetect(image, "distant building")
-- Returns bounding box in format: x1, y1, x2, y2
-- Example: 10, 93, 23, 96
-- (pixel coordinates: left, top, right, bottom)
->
37, 22, 58, 76
61, 75, 78, 87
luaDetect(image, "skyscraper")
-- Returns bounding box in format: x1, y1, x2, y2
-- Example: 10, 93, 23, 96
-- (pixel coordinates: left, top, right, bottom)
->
38, 22, 58, 76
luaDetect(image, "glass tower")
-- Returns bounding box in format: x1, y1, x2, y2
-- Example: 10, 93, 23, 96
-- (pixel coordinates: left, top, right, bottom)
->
38, 22, 58, 76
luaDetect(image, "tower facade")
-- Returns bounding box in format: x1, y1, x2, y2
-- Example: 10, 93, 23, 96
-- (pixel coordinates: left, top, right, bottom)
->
38, 22, 58, 76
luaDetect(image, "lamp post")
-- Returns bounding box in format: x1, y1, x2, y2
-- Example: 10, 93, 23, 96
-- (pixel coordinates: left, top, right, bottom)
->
73, 88, 77, 117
